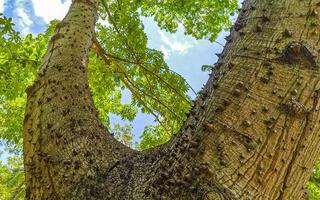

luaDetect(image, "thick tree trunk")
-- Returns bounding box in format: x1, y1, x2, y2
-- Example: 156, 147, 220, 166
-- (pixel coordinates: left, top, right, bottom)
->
23, 0, 134, 199
23, 0, 320, 199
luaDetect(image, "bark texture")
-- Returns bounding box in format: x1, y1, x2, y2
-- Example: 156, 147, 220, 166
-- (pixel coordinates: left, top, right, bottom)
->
23, 0, 134, 199
23, 0, 320, 199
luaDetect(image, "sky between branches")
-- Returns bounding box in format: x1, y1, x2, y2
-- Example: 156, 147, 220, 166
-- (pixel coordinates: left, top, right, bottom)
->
0, 0, 231, 143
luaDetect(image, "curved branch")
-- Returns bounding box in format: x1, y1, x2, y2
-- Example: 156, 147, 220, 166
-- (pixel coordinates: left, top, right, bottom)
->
91, 37, 185, 119
121, 77, 170, 134
122, 68, 181, 119
93, 40, 197, 96
92, 36, 175, 133
167, 68, 197, 95
99, 54, 175, 133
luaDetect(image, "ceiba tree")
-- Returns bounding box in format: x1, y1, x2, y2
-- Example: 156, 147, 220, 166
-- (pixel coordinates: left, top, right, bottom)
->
22, 0, 320, 199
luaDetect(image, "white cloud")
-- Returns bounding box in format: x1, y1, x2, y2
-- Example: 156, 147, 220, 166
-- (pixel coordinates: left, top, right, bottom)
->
160, 45, 169, 60
15, 0, 33, 35
31, 0, 71, 23
16, 8, 32, 26
0, 0, 4, 13
97, 18, 111, 27
158, 30, 194, 56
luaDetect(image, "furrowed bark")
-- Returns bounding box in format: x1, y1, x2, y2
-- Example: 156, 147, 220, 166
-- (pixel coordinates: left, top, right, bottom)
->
169, 0, 320, 199
23, 0, 134, 199
138, 0, 320, 199
23, 0, 320, 199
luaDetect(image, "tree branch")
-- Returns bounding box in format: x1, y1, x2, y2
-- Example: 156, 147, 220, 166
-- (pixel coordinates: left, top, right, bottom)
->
91, 37, 185, 120
92, 35, 176, 133
98, 2, 193, 102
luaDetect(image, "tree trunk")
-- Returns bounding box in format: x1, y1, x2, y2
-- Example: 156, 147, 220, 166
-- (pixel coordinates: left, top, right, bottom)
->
23, 0, 134, 199
23, 0, 320, 199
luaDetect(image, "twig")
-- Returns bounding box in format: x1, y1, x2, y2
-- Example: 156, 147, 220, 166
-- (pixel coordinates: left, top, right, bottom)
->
99, 2, 192, 103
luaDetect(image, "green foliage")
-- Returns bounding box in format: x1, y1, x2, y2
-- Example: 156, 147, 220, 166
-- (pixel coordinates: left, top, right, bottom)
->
97, 0, 193, 147
135, 0, 238, 41
136, 124, 173, 150
88, 52, 139, 126
111, 124, 134, 147
309, 161, 320, 199
0, 154, 24, 200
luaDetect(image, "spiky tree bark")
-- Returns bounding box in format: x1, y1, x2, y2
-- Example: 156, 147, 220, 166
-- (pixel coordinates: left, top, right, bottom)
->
23, 0, 320, 199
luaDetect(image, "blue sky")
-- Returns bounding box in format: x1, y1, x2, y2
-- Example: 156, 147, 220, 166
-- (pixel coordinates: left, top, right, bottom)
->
0, 0, 230, 145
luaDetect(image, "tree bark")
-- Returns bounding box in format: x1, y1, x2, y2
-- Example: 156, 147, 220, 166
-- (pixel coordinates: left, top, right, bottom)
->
23, 0, 134, 199
23, 0, 320, 199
